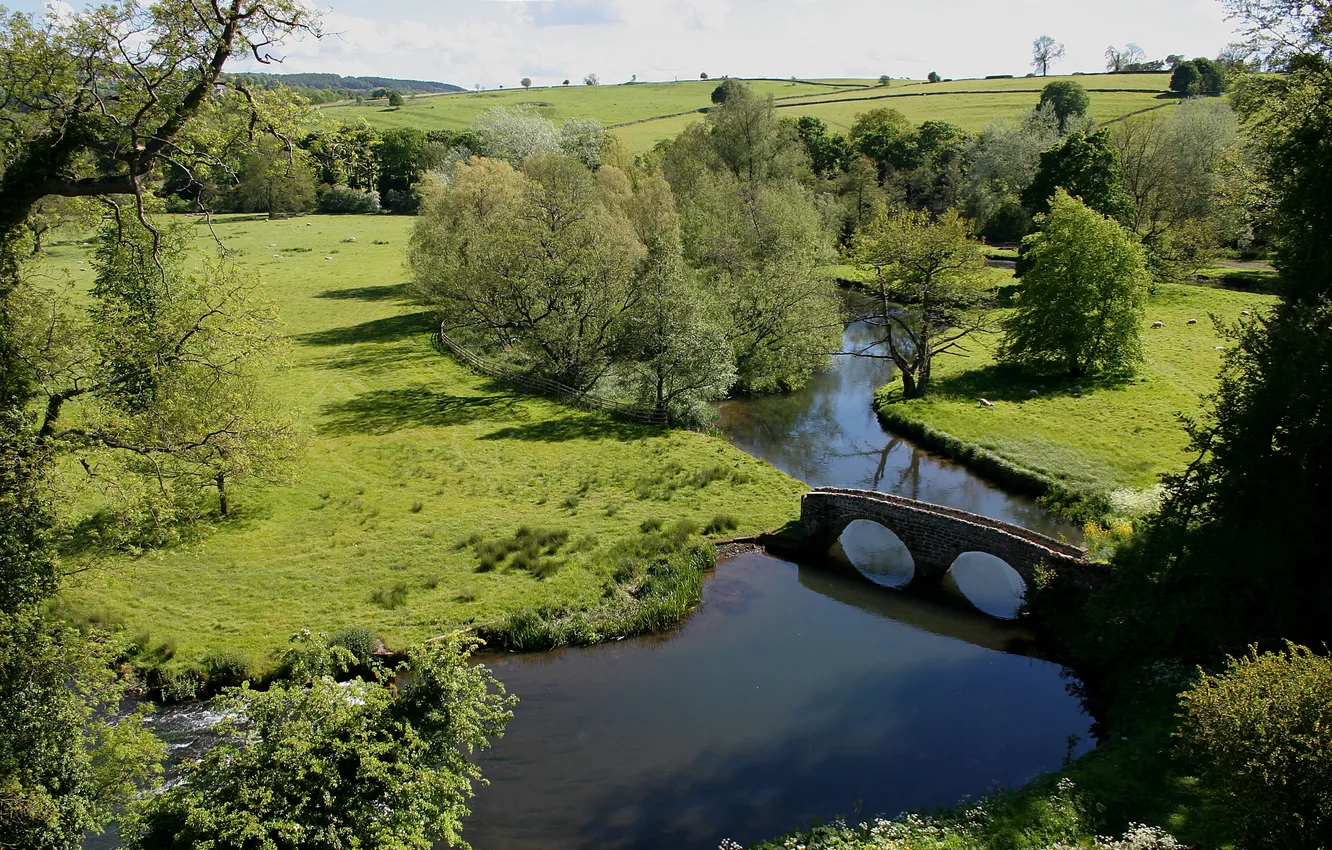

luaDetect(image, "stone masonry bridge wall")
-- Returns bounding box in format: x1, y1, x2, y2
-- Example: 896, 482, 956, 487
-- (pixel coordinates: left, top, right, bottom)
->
801, 488, 1107, 589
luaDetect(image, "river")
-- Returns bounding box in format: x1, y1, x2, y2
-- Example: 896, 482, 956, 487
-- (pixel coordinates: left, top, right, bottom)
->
106, 321, 1093, 850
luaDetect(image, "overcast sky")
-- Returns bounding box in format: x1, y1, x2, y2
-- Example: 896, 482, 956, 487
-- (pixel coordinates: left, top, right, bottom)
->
27, 0, 1240, 87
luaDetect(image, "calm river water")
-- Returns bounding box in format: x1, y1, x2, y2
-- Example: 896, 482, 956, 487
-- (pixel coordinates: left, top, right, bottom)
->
458, 321, 1091, 849
103, 321, 1092, 850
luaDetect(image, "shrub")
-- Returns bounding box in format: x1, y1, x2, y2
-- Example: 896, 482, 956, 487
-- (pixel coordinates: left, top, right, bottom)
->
1177, 643, 1332, 849
560, 493, 582, 511
200, 651, 251, 688
639, 517, 664, 533
409, 501, 424, 513
703, 514, 739, 535
329, 626, 377, 668
317, 185, 381, 214
370, 583, 409, 609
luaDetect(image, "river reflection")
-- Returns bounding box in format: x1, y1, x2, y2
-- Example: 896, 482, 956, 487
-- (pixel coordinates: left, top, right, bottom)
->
461, 553, 1090, 850
717, 320, 1081, 543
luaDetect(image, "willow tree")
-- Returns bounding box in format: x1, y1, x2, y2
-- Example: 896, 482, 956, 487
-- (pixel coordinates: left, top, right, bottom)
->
849, 206, 991, 398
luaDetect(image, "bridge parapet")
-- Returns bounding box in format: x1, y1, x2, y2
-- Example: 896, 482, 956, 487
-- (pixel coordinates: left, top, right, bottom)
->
801, 488, 1106, 589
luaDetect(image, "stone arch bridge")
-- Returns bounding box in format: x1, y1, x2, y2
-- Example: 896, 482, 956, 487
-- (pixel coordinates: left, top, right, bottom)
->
800, 488, 1107, 589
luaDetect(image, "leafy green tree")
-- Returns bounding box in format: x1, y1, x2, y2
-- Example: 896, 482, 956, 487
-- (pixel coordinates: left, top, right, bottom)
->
302, 123, 382, 190
961, 105, 1063, 241
520, 76, 532, 89
850, 206, 992, 398
710, 79, 745, 104
0, 4, 318, 848
1021, 129, 1135, 222
793, 116, 847, 178
1000, 189, 1150, 377
1111, 98, 1245, 280
583, 73, 599, 86
878, 74, 892, 86
704, 81, 808, 184
1037, 80, 1090, 132
232, 137, 318, 214
410, 155, 648, 389
125, 633, 515, 850
927, 71, 942, 83
1032, 35, 1065, 76
387, 90, 404, 107
1169, 60, 1200, 94
1171, 58, 1227, 96
848, 107, 911, 177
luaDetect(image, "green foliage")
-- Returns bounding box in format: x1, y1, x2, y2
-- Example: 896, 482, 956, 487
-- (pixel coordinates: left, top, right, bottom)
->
318, 185, 382, 214
125, 636, 515, 850
1038, 80, 1089, 132
1169, 58, 1225, 96
387, 90, 404, 107
1001, 190, 1149, 377
1177, 645, 1332, 849
232, 137, 318, 215
0, 612, 165, 850
850, 206, 991, 398
1021, 129, 1134, 224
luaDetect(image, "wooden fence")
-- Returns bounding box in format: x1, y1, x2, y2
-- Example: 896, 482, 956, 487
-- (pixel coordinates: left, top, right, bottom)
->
433, 328, 669, 426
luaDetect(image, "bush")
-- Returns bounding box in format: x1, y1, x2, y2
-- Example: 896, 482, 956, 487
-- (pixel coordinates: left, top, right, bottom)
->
703, 514, 739, 535
317, 185, 381, 214
1177, 644, 1332, 849
200, 651, 251, 688
329, 626, 376, 668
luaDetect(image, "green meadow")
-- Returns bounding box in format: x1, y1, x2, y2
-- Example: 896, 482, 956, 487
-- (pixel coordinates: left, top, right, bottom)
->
319, 73, 1176, 150
48, 215, 805, 669
875, 280, 1279, 517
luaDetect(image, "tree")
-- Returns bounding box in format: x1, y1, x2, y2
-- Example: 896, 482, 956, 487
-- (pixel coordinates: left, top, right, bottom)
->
702, 81, 808, 184
849, 207, 992, 398
1166, 54, 1185, 69
793, 116, 848, 178
521, 76, 532, 89
927, 71, 942, 83
999, 190, 1149, 377
1105, 43, 1147, 72
22, 197, 99, 255
410, 155, 648, 390
583, 73, 600, 86
960, 105, 1063, 241
711, 78, 745, 104
1021, 129, 1135, 223
563, 78, 570, 86
1111, 98, 1245, 280
879, 74, 892, 86
1032, 35, 1066, 76
232, 138, 318, 215
1171, 58, 1226, 96
387, 90, 404, 107
0, 3, 319, 847
472, 105, 563, 163
125, 633, 515, 850
1038, 80, 1090, 132
700, 72, 709, 80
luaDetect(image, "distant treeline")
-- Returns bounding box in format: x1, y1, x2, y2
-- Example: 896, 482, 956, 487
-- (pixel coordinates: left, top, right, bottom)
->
225, 72, 463, 103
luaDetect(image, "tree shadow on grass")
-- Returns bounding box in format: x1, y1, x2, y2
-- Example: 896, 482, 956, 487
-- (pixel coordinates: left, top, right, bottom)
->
315, 283, 413, 302
480, 414, 659, 443
908, 362, 1135, 404
319, 387, 525, 435
296, 311, 435, 347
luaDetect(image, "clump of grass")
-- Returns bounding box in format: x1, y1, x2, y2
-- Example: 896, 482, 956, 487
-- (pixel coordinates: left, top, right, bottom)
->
371, 239, 390, 245
703, 514, 740, 535
200, 650, 252, 687
283, 246, 313, 253
409, 500, 424, 513
456, 588, 477, 603
560, 493, 582, 511
640, 516, 664, 533
329, 626, 377, 668
667, 518, 701, 543
604, 501, 622, 517
690, 465, 731, 488
422, 576, 440, 590
370, 583, 409, 609
472, 527, 570, 575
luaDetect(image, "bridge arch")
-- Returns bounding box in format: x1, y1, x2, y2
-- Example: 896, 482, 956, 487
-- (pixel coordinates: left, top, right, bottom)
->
944, 552, 1027, 619
835, 519, 916, 588
801, 488, 1105, 589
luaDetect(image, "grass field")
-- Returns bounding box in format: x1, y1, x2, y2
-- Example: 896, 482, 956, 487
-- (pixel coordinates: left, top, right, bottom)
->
874, 281, 1279, 517
45, 215, 805, 670
319, 73, 1176, 151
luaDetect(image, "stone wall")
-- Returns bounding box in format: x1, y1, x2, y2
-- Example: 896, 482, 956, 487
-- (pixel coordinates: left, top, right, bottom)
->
801, 488, 1107, 588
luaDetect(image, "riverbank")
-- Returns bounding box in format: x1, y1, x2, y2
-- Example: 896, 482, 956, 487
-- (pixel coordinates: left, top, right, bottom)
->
48, 214, 805, 684
872, 282, 1280, 525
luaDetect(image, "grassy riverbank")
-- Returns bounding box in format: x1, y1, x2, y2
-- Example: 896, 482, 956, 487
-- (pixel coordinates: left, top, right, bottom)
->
46, 214, 805, 676
874, 282, 1280, 522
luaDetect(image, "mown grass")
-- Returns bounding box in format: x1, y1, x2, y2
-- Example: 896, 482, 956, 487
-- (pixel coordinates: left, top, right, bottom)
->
45, 214, 805, 673
873, 281, 1279, 519
318, 74, 1175, 151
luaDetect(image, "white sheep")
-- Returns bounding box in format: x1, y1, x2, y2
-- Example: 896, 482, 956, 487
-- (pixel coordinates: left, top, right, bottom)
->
1151, 321, 1165, 329
979, 398, 994, 407
1187, 318, 1198, 325
1241, 310, 1251, 316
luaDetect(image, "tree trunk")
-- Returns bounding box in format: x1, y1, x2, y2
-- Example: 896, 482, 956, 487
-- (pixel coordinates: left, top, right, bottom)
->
216, 470, 229, 517
900, 370, 920, 399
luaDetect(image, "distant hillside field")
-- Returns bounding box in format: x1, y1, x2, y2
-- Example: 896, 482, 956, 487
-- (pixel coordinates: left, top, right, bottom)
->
318, 74, 1176, 150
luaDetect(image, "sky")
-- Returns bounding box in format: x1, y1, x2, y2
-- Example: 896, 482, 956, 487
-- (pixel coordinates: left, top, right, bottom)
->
25, 0, 1241, 87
